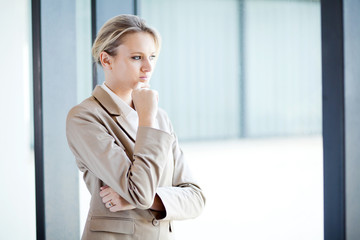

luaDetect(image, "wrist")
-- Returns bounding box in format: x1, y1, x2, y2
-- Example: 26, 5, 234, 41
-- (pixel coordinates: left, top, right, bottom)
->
139, 117, 156, 128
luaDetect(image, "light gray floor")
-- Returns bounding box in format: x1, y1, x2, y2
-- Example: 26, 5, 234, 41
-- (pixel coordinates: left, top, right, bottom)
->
79, 136, 323, 240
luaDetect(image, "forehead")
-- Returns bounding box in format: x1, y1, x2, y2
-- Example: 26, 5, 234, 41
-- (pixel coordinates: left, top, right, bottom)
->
119, 32, 157, 53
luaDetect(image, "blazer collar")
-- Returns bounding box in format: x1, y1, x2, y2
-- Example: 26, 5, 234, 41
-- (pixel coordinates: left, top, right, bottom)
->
92, 85, 137, 142
92, 85, 124, 116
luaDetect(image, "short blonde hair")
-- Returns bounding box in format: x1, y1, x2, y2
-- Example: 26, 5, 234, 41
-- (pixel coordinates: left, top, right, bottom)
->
92, 14, 161, 65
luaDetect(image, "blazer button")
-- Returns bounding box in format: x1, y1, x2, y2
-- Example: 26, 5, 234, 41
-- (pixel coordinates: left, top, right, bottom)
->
152, 218, 160, 226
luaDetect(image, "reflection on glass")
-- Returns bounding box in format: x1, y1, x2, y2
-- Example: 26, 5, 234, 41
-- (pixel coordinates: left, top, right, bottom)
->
140, 0, 323, 239
244, 0, 322, 137
142, 0, 241, 140
0, 0, 36, 239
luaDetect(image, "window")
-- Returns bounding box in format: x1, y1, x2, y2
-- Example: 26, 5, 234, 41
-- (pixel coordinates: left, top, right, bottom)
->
140, 0, 323, 239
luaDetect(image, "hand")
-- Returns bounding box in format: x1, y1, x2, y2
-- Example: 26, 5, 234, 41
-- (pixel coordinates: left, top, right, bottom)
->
99, 186, 136, 212
131, 87, 158, 128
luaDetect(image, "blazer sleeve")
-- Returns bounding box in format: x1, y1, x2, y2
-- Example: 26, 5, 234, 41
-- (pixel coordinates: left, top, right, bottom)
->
66, 105, 174, 210
156, 122, 206, 221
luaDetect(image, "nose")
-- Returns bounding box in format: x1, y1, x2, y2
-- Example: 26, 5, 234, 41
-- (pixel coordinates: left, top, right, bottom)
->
141, 58, 152, 73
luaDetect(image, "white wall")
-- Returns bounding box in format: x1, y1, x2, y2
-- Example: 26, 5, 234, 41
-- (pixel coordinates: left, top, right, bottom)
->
0, 0, 36, 239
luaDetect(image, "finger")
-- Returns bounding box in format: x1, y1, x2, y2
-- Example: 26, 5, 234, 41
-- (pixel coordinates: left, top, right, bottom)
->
102, 194, 112, 203
153, 90, 159, 102
109, 204, 125, 212
134, 82, 149, 90
100, 185, 109, 191
106, 201, 115, 209
110, 204, 136, 212
99, 188, 111, 198
109, 205, 120, 212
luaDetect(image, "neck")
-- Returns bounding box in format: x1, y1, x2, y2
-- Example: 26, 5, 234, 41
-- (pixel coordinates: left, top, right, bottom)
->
104, 82, 133, 107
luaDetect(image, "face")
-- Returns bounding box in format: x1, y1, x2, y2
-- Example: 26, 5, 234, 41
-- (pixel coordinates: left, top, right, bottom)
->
103, 32, 158, 92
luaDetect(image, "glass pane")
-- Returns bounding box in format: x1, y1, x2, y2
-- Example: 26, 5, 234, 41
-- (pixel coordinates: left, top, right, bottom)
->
75, 0, 93, 236
0, 0, 36, 239
141, 0, 242, 140
41, 0, 84, 237
244, 0, 322, 137
140, 0, 323, 239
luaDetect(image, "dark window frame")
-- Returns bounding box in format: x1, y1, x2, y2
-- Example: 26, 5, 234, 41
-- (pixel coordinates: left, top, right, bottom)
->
32, 0, 45, 239
321, 0, 346, 239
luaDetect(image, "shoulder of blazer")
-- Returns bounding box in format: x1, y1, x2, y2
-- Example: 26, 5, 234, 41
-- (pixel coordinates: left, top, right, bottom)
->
92, 85, 123, 116
67, 85, 123, 120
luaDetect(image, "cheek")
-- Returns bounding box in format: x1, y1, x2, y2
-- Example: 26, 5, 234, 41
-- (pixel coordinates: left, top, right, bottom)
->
114, 61, 140, 81
124, 62, 140, 73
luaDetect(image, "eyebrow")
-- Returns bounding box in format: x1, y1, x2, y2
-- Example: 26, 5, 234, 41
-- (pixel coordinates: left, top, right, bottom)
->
130, 51, 156, 55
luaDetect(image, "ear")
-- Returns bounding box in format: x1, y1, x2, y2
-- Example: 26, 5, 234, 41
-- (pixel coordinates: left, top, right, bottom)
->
99, 51, 113, 70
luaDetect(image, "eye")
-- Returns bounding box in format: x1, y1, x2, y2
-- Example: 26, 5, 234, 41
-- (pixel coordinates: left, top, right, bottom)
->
131, 56, 141, 60
149, 55, 156, 61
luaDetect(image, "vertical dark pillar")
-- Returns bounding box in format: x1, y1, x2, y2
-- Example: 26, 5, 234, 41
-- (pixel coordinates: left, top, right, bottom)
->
91, 0, 97, 89
322, 0, 360, 239
321, 0, 346, 239
32, 0, 45, 239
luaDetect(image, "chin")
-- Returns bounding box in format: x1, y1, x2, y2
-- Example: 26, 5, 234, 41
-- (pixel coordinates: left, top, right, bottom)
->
133, 82, 145, 89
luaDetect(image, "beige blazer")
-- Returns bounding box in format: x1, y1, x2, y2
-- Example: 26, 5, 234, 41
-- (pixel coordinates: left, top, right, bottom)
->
66, 86, 205, 240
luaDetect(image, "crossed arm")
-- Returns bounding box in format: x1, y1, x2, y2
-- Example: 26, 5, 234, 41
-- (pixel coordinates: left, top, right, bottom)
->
97, 130, 205, 220
100, 185, 165, 212
67, 98, 205, 220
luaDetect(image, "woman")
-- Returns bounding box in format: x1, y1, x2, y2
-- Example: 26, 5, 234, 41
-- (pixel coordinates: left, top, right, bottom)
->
66, 14, 205, 240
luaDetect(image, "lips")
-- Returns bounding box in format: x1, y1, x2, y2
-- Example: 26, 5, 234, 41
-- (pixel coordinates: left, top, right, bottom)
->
139, 76, 149, 82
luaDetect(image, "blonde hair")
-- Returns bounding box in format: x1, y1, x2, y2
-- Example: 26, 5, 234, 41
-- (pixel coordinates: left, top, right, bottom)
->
92, 14, 161, 66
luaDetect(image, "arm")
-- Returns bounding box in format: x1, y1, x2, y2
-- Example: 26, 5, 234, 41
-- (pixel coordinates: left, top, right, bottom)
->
156, 130, 206, 220
99, 121, 205, 220
99, 185, 164, 212
66, 89, 173, 209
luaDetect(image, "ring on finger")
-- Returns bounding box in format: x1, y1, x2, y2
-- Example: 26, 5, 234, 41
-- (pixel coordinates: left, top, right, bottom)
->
108, 201, 115, 207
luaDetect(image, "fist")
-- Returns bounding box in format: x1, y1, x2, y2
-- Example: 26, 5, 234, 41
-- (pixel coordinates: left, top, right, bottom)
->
132, 88, 158, 127
100, 186, 135, 212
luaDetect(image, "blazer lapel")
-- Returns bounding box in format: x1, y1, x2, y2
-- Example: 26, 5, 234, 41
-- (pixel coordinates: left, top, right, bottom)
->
92, 85, 137, 142
115, 115, 137, 142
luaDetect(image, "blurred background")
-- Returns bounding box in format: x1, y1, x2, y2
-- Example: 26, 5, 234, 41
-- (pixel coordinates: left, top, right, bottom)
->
1, 0, 325, 239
